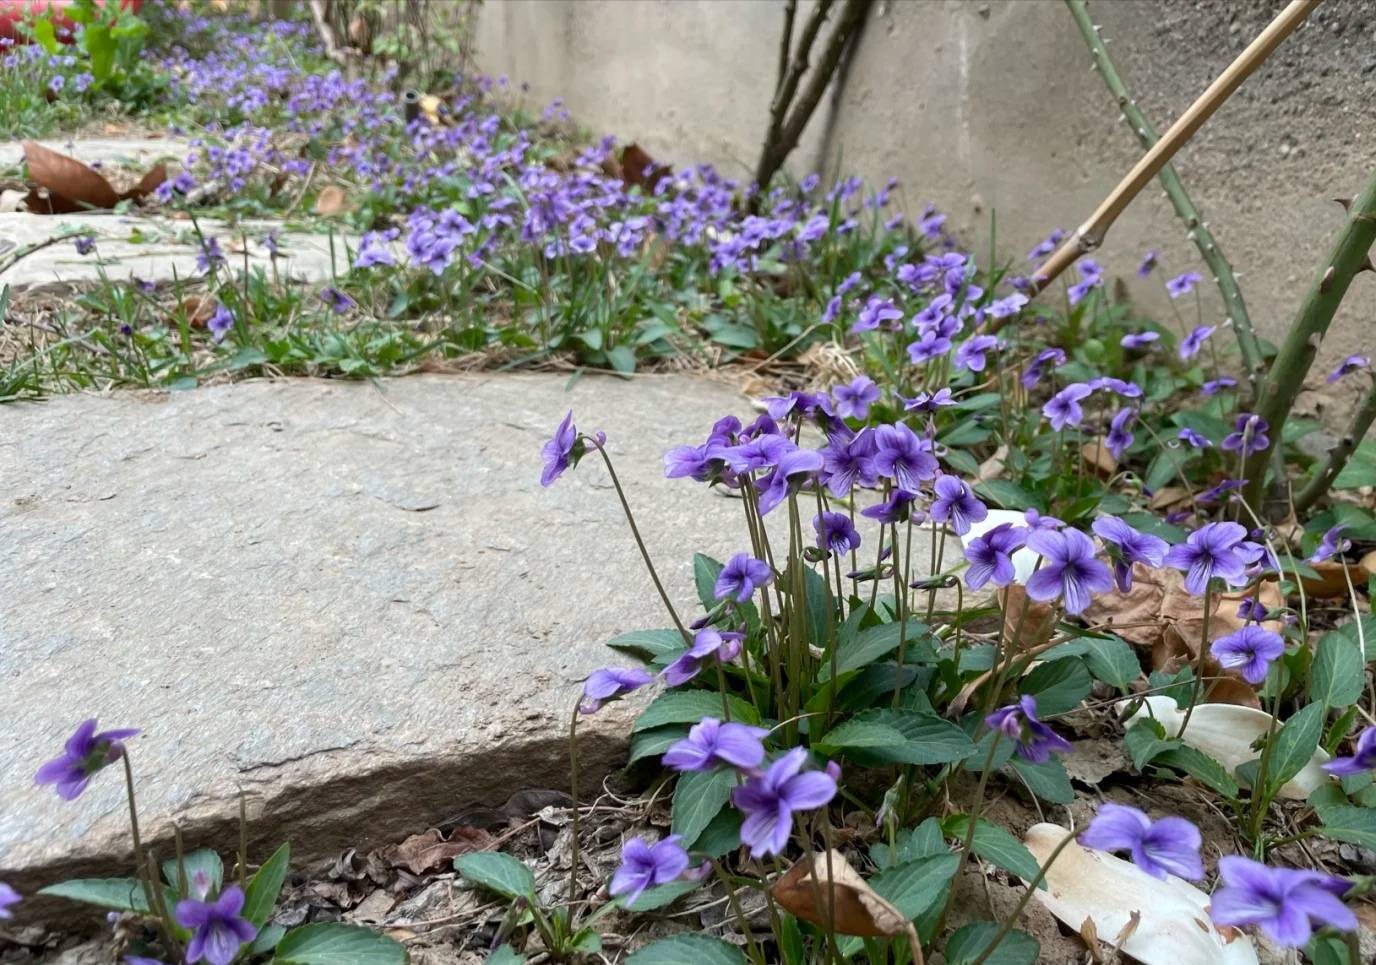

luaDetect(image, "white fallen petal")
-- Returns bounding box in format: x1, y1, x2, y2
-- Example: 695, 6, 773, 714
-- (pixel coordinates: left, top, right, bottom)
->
961, 508, 1038, 584
1123, 695, 1331, 799
1024, 823, 1257, 965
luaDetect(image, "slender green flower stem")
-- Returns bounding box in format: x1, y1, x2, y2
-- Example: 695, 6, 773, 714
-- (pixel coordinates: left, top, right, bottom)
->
713, 861, 765, 965
592, 444, 690, 641
930, 733, 1002, 946
567, 703, 582, 904
1242, 167, 1376, 514
120, 754, 164, 941
1064, 0, 1264, 387
966, 830, 1076, 965
1177, 584, 1214, 738
1294, 377, 1376, 514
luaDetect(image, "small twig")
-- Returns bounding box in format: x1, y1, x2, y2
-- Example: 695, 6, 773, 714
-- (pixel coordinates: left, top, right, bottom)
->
1293, 376, 1376, 513
1025, 0, 1319, 295
0, 232, 83, 276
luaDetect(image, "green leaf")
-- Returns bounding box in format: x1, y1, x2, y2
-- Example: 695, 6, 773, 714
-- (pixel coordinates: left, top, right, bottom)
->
944, 922, 1039, 965
1019, 657, 1091, 716
31, 18, 60, 54
620, 878, 701, 912
1336, 614, 1376, 661
974, 479, 1041, 511
81, 23, 115, 81
1008, 756, 1074, 804
38, 878, 151, 913
870, 817, 945, 867
941, 816, 1043, 886
626, 934, 746, 965
1311, 631, 1365, 708
693, 554, 724, 610
822, 618, 934, 681
605, 344, 637, 374
606, 628, 685, 663
1079, 636, 1140, 690
454, 853, 536, 900
274, 922, 406, 965
671, 768, 735, 848
1306, 934, 1352, 965
1153, 745, 1240, 799
1316, 804, 1376, 851
243, 842, 290, 927
486, 946, 527, 965
815, 719, 912, 755
867, 853, 960, 921
633, 690, 761, 731
837, 709, 977, 766
691, 807, 742, 859
250, 922, 286, 955
161, 847, 223, 896
1123, 719, 1174, 769
628, 725, 689, 765
1265, 701, 1325, 797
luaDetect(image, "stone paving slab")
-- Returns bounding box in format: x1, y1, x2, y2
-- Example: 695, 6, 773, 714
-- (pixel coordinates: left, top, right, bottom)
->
0, 373, 946, 910
0, 212, 351, 288
0, 136, 190, 173
0, 373, 764, 895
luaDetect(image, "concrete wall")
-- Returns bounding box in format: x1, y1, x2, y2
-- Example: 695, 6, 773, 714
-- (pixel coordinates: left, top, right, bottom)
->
473, 0, 1376, 420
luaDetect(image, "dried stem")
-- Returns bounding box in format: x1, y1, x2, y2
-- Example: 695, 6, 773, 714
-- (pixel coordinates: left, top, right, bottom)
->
1064, 0, 1264, 388
774, 0, 798, 99
1241, 168, 1376, 513
1293, 376, 1376, 513
1026, 0, 1318, 295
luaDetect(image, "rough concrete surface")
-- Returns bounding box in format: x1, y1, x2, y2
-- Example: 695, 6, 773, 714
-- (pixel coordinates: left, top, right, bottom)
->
0, 211, 350, 289
474, 0, 1376, 425
1, 373, 770, 910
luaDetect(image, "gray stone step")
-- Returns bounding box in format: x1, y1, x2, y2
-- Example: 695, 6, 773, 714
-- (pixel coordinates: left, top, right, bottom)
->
0, 136, 189, 174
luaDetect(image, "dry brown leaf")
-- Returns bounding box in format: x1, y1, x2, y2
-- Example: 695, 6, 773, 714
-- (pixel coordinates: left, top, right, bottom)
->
176, 295, 219, 329
620, 143, 671, 193
998, 584, 1057, 652
1148, 486, 1192, 513
23, 141, 120, 213
772, 851, 921, 955
1361, 549, 1376, 579
1294, 561, 1350, 599
1079, 915, 1105, 963
126, 163, 167, 202
314, 185, 354, 216
1080, 440, 1117, 478
1083, 565, 1282, 707
380, 826, 494, 875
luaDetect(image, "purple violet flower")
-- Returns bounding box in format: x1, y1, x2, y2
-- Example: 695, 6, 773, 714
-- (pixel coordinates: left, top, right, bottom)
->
1178, 427, 1211, 448
1027, 228, 1065, 261
610, 836, 690, 905
832, 375, 881, 420
1024, 509, 1063, 531
1120, 331, 1160, 350
1092, 516, 1168, 593
175, 885, 257, 965
963, 522, 1027, 590
1308, 525, 1350, 565
196, 236, 225, 274
34, 719, 140, 801
663, 717, 769, 772
1210, 625, 1285, 684
663, 629, 743, 687
1220, 413, 1270, 455
985, 695, 1070, 763
1024, 527, 1113, 614
862, 489, 919, 525
1163, 521, 1252, 594
0, 883, 19, 919
814, 511, 862, 554
1042, 383, 1093, 431
755, 448, 824, 515
852, 296, 903, 334
1201, 377, 1237, 396
318, 286, 354, 314
354, 230, 396, 269
1178, 324, 1215, 360
1237, 596, 1269, 623
1021, 348, 1066, 389
1323, 726, 1376, 776
1105, 407, 1136, 461
1137, 250, 1158, 278
1166, 271, 1203, 298
899, 388, 955, 413
715, 553, 773, 604
871, 423, 938, 491
930, 475, 987, 536
1327, 354, 1371, 384
1078, 803, 1203, 880
541, 410, 578, 486
988, 293, 1028, 319
207, 304, 234, 344
1210, 856, 1355, 947
579, 667, 654, 714
1196, 478, 1245, 505
731, 748, 838, 858
74, 234, 96, 256
954, 334, 1001, 372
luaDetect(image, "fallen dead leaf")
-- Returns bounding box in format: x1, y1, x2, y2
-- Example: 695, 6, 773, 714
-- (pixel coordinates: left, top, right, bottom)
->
176, 295, 219, 329
773, 851, 923, 961
23, 141, 119, 212
998, 584, 1057, 652
1148, 486, 1192, 513
1294, 560, 1351, 599
379, 826, 495, 876
620, 143, 671, 193
1361, 549, 1376, 580
314, 185, 354, 216
1080, 440, 1117, 478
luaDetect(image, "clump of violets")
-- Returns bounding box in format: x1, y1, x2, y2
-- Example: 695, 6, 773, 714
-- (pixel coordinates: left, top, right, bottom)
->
985, 695, 1070, 763
35, 719, 140, 800
176, 885, 257, 965
1210, 856, 1355, 947
1078, 803, 1203, 880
